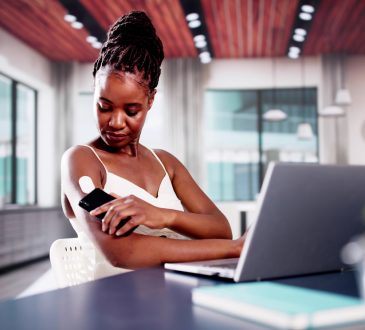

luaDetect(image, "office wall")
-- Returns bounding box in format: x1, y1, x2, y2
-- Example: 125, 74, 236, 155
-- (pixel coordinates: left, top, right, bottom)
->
0, 28, 57, 206
203, 57, 322, 91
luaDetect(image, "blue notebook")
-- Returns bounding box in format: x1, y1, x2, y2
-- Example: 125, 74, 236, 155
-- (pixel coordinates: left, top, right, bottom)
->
192, 282, 365, 329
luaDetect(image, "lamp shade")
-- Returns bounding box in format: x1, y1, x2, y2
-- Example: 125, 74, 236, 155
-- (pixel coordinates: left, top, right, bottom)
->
335, 89, 352, 106
262, 109, 287, 122
297, 122, 314, 140
318, 106, 345, 117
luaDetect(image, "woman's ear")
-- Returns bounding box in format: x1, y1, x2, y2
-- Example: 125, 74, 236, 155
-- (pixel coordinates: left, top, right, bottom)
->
147, 89, 157, 110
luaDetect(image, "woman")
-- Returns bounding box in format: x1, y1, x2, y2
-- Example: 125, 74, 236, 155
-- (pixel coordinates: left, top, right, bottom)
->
61, 11, 244, 278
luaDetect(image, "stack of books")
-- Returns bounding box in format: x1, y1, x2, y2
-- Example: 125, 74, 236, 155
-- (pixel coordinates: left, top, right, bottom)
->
192, 282, 365, 329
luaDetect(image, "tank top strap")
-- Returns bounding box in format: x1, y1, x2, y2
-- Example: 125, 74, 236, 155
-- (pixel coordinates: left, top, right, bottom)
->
80, 145, 109, 175
146, 147, 168, 176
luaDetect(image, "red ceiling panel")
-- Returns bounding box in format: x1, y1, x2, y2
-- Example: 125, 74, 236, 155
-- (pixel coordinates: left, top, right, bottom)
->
0, 0, 363, 62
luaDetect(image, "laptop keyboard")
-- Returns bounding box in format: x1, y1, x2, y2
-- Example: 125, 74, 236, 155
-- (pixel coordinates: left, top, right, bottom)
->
205, 262, 237, 270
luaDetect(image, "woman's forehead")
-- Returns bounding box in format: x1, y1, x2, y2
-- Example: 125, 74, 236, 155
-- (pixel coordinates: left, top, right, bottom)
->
95, 66, 149, 90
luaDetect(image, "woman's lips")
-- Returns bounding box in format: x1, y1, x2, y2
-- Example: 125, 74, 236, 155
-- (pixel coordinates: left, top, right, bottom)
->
105, 132, 128, 142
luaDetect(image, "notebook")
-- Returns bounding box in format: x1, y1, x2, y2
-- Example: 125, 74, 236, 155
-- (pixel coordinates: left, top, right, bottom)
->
192, 282, 365, 329
164, 162, 365, 282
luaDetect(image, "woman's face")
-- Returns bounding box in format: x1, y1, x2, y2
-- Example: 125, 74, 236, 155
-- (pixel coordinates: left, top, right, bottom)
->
93, 67, 155, 150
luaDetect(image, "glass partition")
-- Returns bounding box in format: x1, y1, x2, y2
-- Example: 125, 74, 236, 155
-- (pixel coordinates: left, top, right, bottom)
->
0, 73, 37, 206
204, 88, 318, 201
204, 90, 259, 201
0, 75, 12, 205
16, 84, 36, 204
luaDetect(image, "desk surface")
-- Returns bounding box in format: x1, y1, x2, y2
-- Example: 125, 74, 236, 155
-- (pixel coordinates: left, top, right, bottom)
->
0, 267, 362, 330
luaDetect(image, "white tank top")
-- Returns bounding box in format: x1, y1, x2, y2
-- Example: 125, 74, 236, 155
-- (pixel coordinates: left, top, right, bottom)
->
70, 145, 187, 279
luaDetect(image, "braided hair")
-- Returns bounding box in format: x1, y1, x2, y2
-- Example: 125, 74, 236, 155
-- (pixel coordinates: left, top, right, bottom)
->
93, 11, 164, 91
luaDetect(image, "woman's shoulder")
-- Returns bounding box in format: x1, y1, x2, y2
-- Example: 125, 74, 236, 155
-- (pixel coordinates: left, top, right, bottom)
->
62, 144, 95, 163
149, 148, 177, 165
147, 148, 186, 175
61, 144, 106, 173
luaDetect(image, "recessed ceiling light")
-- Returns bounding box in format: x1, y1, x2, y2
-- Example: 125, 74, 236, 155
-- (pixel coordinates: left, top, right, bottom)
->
289, 46, 300, 54
71, 21, 83, 29
186, 13, 199, 21
64, 14, 76, 23
293, 34, 305, 42
86, 36, 97, 43
195, 40, 207, 48
299, 12, 312, 21
199, 51, 210, 58
295, 28, 307, 36
193, 35, 205, 43
301, 4, 315, 13
201, 56, 212, 64
199, 50, 211, 63
288, 52, 299, 59
92, 41, 102, 49
188, 20, 201, 28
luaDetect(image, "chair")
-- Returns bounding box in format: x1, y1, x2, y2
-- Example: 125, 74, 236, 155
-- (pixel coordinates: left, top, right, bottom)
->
49, 237, 95, 288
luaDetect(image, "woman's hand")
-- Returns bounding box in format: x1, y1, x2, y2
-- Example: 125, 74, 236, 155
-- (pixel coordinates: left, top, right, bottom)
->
89, 194, 172, 236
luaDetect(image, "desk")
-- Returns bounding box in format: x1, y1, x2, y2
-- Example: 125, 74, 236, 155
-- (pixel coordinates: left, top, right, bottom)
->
0, 268, 362, 330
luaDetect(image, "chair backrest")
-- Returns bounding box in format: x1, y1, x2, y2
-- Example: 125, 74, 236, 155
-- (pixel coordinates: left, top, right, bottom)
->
49, 237, 95, 288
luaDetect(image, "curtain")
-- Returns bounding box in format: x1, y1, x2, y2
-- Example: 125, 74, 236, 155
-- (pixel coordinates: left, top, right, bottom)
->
162, 58, 205, 184
52, 61, 77, 201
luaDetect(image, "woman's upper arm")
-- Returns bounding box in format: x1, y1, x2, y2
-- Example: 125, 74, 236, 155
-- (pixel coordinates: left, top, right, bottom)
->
61, 146, 105, 230
61, 147, 104, 201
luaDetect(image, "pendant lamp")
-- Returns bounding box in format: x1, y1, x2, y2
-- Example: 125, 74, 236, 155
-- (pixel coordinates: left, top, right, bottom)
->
319, 55, 347, 117
335, 55, 352, 106
263, 57, 287, 122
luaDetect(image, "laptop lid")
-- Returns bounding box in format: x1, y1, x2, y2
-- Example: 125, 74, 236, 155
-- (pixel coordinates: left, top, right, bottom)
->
234, 162, 365, 282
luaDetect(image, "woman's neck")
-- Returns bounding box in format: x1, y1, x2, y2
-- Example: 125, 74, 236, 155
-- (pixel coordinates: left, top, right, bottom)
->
92, 138, 140, 157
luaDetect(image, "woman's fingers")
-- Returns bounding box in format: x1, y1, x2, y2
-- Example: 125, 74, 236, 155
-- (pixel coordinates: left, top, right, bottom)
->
89, 200, 114, 216
115, 216, 142, 237
101, 202, 134, 232
108, 207, 138, 235
87, 194, 161, 236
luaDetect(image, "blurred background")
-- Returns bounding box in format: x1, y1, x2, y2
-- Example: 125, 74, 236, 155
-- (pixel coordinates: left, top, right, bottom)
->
0, 0, 364, 299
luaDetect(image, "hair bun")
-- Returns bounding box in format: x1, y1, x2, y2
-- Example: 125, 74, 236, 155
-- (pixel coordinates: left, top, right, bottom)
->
108, 11, 157, 42
93, 11, 164, 90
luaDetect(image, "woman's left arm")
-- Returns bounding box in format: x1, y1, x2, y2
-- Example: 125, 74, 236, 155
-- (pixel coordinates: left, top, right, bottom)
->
160, 151, 232, 239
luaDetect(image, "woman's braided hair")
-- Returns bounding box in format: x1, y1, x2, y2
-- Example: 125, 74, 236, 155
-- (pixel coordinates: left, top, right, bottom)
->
92, 11, 164, 91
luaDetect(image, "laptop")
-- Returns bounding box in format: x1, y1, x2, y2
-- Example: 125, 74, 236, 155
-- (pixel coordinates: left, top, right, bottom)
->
164, 162, 365, 282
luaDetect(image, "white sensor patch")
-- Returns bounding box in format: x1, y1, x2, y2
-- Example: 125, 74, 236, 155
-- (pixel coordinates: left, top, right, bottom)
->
79, 176, 96, 194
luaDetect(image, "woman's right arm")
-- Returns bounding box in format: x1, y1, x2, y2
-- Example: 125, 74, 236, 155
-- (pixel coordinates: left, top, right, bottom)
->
61, 147, 243, 269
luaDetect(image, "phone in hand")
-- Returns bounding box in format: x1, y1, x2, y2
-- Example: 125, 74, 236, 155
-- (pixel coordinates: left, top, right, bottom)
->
78, 188, 136, 234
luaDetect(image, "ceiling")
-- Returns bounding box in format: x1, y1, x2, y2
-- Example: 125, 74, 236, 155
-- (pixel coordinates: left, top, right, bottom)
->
0, 0, 364, 63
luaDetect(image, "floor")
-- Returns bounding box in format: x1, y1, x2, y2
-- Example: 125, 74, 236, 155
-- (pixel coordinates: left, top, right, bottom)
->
0, 259, 58, 302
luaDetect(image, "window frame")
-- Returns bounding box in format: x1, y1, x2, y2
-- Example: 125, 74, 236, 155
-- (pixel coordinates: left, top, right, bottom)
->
0, 71, 38, 205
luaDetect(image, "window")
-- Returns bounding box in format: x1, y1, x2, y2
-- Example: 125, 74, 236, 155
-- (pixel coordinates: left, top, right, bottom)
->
204, 88, 318, 202
0, 73, 37, 205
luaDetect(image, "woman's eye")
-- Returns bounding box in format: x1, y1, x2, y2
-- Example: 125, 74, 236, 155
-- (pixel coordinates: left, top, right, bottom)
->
98, 104, 111, 112
126, 110, 138, 117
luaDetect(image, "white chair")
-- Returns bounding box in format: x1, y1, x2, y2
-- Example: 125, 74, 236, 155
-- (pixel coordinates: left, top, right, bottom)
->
49, 237, 95, 288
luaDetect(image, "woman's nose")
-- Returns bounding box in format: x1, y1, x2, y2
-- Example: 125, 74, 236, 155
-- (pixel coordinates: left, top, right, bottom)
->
109, 110, 126, 129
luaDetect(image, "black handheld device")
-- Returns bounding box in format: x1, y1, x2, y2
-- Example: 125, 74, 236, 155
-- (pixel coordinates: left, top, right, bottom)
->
78, 188, 135, 233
